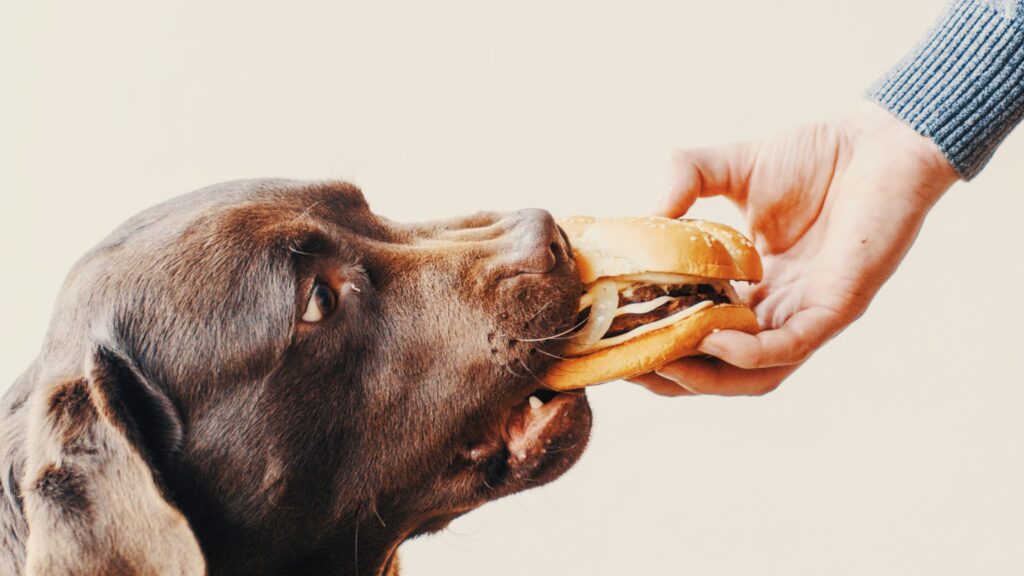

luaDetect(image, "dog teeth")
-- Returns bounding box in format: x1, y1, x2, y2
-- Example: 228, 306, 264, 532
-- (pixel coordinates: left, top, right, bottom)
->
529, 396, 544, 410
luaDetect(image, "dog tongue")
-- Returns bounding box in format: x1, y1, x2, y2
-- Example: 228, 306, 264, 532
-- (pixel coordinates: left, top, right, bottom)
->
507, 394, 570, 462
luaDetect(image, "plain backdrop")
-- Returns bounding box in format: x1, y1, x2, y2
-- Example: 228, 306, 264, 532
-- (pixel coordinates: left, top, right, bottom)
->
3, 1, 1023, 574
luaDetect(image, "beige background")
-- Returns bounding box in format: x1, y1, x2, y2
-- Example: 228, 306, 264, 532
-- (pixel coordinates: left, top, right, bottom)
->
3, 1, 1023, 574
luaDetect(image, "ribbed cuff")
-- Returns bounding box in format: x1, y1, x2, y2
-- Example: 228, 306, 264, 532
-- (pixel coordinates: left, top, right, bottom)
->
868, 0, 1024, 179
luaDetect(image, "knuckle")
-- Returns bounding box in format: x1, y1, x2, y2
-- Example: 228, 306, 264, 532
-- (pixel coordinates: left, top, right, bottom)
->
738, 354, 763, 370
792, 341, 815, 364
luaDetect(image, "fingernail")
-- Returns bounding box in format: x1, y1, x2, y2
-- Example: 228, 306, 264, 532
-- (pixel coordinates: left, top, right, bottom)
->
655, 370, 699, 395
654, 369, 675, 381
698, 342, 723, 358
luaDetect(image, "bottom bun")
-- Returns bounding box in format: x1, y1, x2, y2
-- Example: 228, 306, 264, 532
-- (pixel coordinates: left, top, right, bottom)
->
540, 304, 759, 391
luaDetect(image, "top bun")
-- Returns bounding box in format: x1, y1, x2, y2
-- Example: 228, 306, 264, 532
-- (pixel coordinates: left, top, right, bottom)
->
558, 216, 762, 284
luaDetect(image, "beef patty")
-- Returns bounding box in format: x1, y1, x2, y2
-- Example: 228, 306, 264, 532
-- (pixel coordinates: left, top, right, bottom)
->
600, 284, 732, 337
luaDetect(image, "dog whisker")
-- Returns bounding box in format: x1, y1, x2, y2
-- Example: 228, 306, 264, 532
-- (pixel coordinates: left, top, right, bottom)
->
511, 492, 545, 522
534, 348, 569, 361
371, 502, 386, 528
516, 359, 545, 387
292, 199, 324, 223
523, 301, 552, 323
439, 529, 483, 553
288, 243, 317, 256
512, 316, 587, 343
538, 485, 564, 512
545, 441, 580, 455
353, 516, 359, 573
500, 363, 522, 379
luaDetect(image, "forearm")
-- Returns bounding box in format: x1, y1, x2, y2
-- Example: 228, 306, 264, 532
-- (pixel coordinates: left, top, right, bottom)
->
868, 0, 1024, 179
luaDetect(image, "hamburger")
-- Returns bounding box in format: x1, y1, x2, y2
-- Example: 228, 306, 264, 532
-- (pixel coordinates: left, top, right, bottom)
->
541, 216, 762, 390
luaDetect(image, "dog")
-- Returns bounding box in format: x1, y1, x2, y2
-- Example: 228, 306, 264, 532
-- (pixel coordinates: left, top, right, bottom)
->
0, 179, 592, 575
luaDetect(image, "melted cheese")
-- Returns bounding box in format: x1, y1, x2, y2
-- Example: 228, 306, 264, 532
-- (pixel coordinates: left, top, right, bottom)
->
613, 295, 675, 317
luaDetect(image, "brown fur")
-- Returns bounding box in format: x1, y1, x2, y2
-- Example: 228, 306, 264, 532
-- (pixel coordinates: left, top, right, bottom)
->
0, 179, 591, 575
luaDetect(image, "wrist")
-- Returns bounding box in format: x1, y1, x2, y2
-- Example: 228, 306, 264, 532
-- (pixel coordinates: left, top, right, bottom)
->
843, 100, 960, 205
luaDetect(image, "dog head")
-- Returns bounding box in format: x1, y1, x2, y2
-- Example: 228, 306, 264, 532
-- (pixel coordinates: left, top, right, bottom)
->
14, 179, 590, 574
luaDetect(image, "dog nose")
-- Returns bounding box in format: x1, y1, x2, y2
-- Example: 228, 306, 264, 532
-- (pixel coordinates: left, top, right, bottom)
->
503, 208, 567, 276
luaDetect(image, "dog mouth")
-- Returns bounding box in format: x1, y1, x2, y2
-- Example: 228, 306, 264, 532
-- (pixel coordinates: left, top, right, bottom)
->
461, 230, 591, 497
505, 388, 582, 465
463, 383, 591, 499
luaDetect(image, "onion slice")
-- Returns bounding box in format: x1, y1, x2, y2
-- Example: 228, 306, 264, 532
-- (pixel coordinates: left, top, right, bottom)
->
563, 279, 618, 355
566, 300, 714, 356
577, 291, 594, 312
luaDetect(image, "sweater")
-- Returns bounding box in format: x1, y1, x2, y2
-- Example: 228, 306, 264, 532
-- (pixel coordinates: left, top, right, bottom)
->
869, 0, 1024, 179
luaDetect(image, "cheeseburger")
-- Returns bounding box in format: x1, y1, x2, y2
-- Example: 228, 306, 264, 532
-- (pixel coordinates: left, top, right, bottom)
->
541, 216, 762, 390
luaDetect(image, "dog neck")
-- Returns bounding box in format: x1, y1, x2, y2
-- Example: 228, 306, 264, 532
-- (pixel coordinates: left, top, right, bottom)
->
173, 483, 411, 576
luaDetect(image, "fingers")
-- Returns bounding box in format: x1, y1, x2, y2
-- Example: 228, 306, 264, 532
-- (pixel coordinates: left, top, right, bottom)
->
699, 306, 842, 369
627, 373, 696, 397
655, 357, 798, 397
648, 306, 844, 396
654, 142, 758, 218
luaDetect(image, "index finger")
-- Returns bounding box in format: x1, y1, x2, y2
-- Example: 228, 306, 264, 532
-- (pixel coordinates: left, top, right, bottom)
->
655, 143, 758, 218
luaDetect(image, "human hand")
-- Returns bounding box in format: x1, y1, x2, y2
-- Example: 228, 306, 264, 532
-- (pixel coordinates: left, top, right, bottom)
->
631, 101, 959, 397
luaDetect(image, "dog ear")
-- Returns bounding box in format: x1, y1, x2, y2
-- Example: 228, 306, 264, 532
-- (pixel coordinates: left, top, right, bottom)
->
22, 346, 205, 576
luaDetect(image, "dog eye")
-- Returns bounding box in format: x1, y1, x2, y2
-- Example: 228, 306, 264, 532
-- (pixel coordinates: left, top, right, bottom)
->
302, 281, 337, 323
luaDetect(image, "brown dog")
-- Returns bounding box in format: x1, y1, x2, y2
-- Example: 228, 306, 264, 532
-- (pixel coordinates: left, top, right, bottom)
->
0, 179, 592, 575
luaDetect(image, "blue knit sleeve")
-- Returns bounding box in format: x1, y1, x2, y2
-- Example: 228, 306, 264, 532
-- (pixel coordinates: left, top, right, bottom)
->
868, 0, 1024, 179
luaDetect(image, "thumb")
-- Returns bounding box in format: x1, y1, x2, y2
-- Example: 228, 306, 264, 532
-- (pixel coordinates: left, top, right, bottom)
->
653, 143, 758, 218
